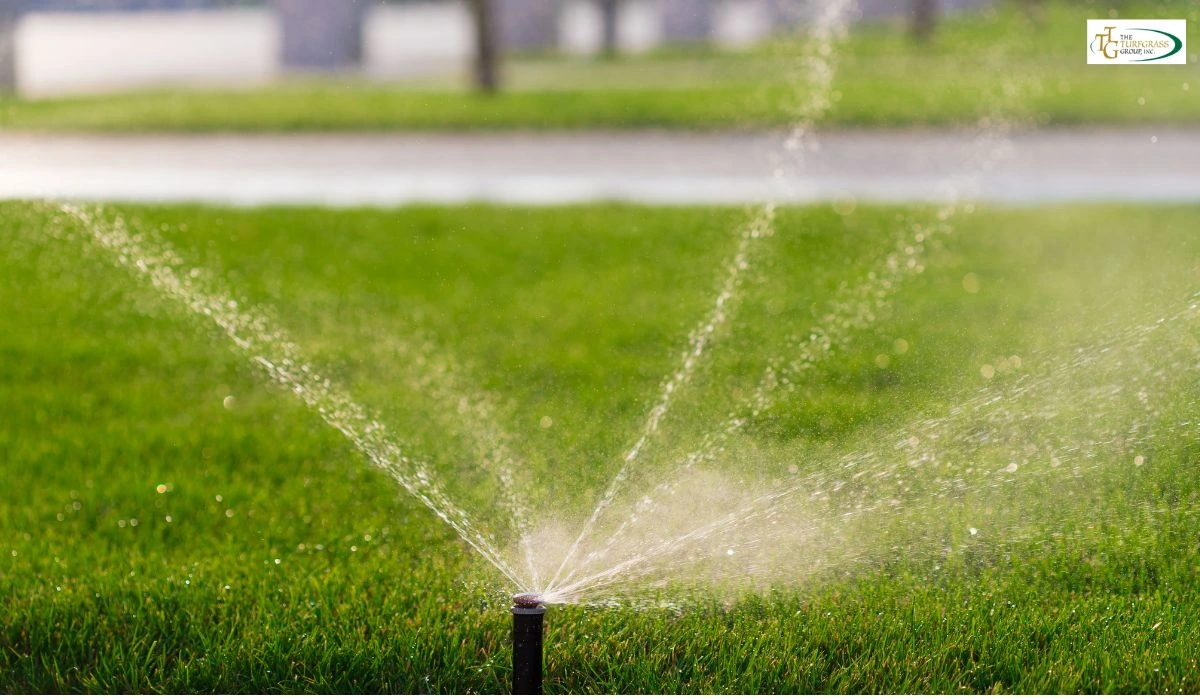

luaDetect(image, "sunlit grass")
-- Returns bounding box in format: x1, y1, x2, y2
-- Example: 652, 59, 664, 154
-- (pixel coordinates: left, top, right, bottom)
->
1, 200, 1198, 691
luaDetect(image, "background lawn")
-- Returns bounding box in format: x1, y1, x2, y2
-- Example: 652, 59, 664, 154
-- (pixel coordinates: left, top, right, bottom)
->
0, 0, 1196, 132
1, 200, 1198, 692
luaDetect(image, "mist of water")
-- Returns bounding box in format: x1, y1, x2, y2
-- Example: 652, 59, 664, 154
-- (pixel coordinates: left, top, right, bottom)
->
535, 293, 1199, 605
548, 0, 858, 597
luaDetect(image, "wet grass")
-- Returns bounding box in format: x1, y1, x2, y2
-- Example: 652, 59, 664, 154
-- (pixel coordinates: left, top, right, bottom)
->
0, 200, 1198, 692
0, 0, 1196, 132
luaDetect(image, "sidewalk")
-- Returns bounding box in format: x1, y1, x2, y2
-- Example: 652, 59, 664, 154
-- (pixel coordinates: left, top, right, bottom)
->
1, 128, 1196, 206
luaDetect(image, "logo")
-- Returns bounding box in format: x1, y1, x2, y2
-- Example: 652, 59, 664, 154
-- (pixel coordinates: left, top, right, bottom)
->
1087, 19, 1186, 64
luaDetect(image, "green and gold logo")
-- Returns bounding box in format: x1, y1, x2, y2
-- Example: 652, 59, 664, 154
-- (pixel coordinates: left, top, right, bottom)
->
1087, 20, 1187, 64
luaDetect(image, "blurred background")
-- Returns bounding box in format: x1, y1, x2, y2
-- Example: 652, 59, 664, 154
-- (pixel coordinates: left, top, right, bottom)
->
1, 0, 997, 97
0, 0, 1194, 132
0, 0, 1193, 203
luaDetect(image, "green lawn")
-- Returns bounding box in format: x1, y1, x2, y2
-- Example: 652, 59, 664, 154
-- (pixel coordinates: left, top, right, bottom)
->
1, 200, 1198, 692
0, 0, 1196, 132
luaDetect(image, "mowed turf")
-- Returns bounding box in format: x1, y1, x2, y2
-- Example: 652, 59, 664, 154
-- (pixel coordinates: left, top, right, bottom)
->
1, 201, 1198, 692
0, 0, 1196, 132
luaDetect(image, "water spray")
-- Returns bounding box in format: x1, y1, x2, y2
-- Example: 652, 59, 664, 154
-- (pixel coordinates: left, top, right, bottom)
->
511, 593, 546, 694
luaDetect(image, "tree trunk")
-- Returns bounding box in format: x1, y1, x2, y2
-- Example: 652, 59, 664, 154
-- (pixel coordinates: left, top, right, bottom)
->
599, 0, 620, 57
911, 0, 937, 42
0, 3, 18, 94
469, 0, 499, 93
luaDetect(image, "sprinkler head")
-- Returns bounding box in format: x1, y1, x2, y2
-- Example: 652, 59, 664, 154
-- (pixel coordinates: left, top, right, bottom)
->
511, 593, 547, 694
512, 592, 544, 609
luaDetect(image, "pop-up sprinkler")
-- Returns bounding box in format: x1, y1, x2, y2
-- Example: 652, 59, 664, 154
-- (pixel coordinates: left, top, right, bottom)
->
511, 593, 546, 694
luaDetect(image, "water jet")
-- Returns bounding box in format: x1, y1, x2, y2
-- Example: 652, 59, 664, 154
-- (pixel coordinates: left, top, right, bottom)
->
511, 592, 546, 694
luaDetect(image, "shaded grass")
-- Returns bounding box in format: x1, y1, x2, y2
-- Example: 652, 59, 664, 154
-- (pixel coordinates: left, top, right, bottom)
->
0, 1, 1196, 132
0, 200, 1198, 692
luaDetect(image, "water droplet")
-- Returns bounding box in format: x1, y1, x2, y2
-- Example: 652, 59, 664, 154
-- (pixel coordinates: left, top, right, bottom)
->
222, 395, 236, 410
875, 354, 890, 369
156, 484, 168, 494
1134, 455, 1145, 466
215, 494, 223, 502
225, 509, 234, 518
274, 558, 281, 565
962, 273, 981, 294
1004, 462, 1019, 473
1137, 96, 1146, 106
893, 338, 910, 354
980, 364, 996, 379
539, 416, 553, 429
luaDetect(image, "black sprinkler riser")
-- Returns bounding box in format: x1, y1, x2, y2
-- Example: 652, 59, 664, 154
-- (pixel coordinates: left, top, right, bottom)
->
511, 598, 546, 694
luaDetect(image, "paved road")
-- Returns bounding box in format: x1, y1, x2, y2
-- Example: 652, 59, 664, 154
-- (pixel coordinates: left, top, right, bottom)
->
1, 129, 1197, 206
